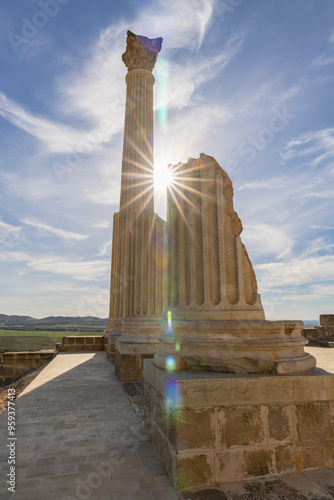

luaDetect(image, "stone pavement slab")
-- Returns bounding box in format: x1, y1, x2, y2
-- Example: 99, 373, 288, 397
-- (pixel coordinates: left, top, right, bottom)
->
0, 352, 178, 499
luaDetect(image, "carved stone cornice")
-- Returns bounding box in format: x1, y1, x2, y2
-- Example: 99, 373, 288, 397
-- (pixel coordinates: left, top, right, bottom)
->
122, 30, 163, 72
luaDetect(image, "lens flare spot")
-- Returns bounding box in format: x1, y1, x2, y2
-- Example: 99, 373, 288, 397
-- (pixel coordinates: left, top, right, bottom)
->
166, 356, 176, 371
164, 379, 182, 409
156, 56, 170, 127
175, 342, 180, 352
167, 310, 173, 337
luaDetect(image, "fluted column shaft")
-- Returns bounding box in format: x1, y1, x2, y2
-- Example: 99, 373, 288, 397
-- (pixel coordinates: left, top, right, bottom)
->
119, 69, 155, 215
166, 154, 264, 320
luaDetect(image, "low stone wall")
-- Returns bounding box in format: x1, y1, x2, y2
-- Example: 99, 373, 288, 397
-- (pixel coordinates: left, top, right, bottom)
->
303, 315, 334, 347
57, 336, 104, 352
144, 359, 334, 490
0, 350, 56, 383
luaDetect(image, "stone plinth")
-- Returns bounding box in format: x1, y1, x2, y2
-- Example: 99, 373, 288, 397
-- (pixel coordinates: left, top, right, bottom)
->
144, 359, 334, 490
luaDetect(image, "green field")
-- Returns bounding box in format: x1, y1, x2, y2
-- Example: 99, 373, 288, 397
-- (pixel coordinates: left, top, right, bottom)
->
0, 330, 102, 360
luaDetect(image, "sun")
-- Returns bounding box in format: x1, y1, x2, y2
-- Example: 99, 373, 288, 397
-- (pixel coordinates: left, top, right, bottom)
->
154, 163, 174, 192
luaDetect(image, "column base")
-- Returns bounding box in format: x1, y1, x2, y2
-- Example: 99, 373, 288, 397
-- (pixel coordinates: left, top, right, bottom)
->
104, 320, 122, 363
155, 319, 316, 375
115, 318, 162, 381
143, 359, 334, 490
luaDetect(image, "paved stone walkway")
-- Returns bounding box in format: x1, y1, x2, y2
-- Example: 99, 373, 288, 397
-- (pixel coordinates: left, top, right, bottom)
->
0, 347, 333, 499
0, 352, 178, 499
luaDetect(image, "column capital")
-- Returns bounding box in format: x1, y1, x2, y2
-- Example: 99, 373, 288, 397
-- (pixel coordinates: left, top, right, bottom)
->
122, 30, 163, 73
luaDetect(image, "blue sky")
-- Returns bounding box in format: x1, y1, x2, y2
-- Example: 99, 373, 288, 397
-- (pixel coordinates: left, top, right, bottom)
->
0, 0, 334, 320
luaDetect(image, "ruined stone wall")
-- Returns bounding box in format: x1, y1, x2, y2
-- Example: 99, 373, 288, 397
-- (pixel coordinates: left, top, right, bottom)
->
57, 336, 104, 352
0, 351, 56, 383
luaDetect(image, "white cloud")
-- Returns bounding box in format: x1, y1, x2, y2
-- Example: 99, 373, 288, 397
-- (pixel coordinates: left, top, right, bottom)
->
299, 237, 334, 259
310, 225, 334, 230
155, 32, 245, 111
0, 218, 21, 238
311, 283, 334, 296
242, 223, 293, 259
256, 254, 334, 290
93, 221, 111, 229
281, 127, 334, 168
137, 0, 215, 51
98, 240, 112, 257
238, 177, 288, 191
22, 219, 89, 241
0, 91, 87, 154
313, 30, 334, 67
0, 250, 109, 281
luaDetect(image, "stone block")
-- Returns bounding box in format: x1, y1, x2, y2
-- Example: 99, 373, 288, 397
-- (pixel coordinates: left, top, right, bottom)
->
275, 445, 295, 474
68, 345, 78, 352
176, 452, 214, 490
2, 365, 16, 377
116, 353, 142, 382
320, 315, 334, 327
64, 337, 76, 344
155, 395, 168, 436
76, 337, 85, 344
217, 447, 273, 481
168, 408, 215, 450
244, 449, 273, 478
216, 449, 246, 482
268, 405, 293, 443
302, 328, 319, 341
300, 446, 325, 469
160, 437, 175, 480
219, 405, 265, 447
323, 440, 334, 468
296, 402, 332, 444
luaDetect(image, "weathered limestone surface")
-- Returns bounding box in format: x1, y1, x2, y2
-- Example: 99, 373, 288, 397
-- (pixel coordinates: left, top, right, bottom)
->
155, 153, 316, 375
105, 31, 166, 381
144, 359, 334, 490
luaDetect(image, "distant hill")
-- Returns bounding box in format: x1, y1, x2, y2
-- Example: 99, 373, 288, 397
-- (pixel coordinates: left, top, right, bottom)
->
0, 314, 108, 328
303, 319, 320, 327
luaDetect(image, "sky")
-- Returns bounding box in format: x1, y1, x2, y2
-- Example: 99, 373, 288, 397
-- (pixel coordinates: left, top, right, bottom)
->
0, 0, 334, 321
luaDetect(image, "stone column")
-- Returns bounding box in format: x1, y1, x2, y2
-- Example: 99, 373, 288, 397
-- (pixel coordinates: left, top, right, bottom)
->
155, 153, 316, 375
106, 31, 166, 381
104, 212, 122, 361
